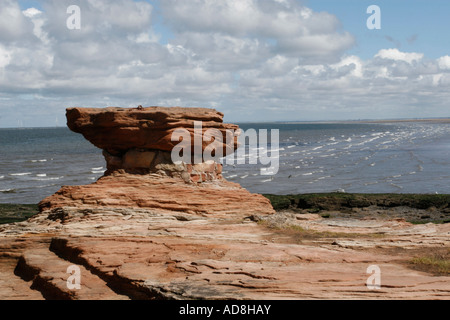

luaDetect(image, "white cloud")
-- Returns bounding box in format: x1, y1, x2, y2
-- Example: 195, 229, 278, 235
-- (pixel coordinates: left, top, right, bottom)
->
375, 48, 424, 64
161, 0, 354, 63
23, 7, 49, 45
0, 0, 35, 42
0, 0, 450, 127
437, 55, 450, 70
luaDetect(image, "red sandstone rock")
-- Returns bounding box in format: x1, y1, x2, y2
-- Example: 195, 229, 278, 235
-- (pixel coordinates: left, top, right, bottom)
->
1, 208, 449, 300
66, 107, 240, 156
55, 106, 274, 215
38, 173, 275, 216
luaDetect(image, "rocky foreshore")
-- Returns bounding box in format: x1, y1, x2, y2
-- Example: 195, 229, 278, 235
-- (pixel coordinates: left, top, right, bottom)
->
1, 200, 449, 300
0, 106, 449, 300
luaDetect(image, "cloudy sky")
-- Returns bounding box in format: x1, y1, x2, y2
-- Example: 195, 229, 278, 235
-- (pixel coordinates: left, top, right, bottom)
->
1, 0, 450, 127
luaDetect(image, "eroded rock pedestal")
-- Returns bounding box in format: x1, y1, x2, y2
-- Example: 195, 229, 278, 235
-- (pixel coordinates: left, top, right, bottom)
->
41, 107, 274, 214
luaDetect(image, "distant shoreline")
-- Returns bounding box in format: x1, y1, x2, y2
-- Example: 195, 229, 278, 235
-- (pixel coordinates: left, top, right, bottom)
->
2, 118, 450, 130
272, 118, 450, 125
351, 118, 450, 124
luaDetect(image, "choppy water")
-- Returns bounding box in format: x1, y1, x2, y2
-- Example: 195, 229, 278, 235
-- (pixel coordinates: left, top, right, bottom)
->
0, 127, 104, 204
1, 122, 450, 204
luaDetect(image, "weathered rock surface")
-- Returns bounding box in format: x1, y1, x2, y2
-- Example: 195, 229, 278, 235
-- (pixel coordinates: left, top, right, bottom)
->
41, 106, 273, 213
0, 208, 449, 300
67, 107, 239, 157
38, 172, 274, 216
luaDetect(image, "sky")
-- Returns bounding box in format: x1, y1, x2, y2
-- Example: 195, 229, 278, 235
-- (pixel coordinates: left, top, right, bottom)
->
1, 0, 450, 127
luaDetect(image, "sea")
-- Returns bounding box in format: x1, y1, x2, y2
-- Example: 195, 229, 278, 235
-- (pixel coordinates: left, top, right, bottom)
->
1, 121, 450, 204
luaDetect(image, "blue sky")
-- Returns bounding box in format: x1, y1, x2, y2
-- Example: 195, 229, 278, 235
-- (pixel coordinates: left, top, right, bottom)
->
2, 0, 450, 127
307, 0, 450, 59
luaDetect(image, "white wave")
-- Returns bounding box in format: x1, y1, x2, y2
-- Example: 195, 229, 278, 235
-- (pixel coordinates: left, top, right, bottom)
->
302, 173, 313, 176
36, 174, 47, 177
261, 179, 272, 183
0, 176, 4, 179
31, 159, 47, 163
91, 170, 106, 174
91, 167, 104, 170
240, 175, 249, 179
0, 189, 15, 193
227, 175, 238, 179
367, 137, 381, 143
33, 176, 64, 181
36, 184, 57, 188
10, 172, 32, 176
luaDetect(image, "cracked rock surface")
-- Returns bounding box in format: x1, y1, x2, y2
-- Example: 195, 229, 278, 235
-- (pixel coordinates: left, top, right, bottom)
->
1, 207, 449, 300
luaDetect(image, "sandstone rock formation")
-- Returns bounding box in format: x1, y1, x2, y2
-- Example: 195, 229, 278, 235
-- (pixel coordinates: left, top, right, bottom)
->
41, 106, 274, 213
66, 106, 239, 158
38, 173, 275, 216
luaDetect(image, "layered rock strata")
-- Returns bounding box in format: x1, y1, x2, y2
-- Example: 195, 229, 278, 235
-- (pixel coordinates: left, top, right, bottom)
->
40, 106, 274, 214
66, 107, 239, 158
1, 207, 449, 300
